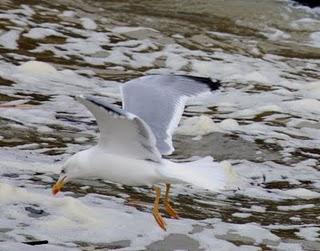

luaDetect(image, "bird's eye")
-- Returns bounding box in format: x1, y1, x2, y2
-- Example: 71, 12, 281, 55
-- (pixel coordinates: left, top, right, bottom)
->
61, 169, 65, 174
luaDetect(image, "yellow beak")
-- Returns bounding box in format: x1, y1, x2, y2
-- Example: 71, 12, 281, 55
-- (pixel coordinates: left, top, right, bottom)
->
52, 176, 66, 195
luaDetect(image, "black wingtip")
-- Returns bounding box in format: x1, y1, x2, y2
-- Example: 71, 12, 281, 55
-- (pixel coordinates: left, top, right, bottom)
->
178, 75, 221, 91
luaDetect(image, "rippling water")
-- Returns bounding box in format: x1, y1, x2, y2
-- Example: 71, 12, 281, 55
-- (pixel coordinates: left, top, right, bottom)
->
0, 0, 319, 250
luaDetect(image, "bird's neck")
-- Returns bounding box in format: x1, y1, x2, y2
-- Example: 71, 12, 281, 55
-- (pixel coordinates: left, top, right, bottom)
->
70, 147, 97, 177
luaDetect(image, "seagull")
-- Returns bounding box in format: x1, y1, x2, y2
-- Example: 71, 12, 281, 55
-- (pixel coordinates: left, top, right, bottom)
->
52, 75, 234, 230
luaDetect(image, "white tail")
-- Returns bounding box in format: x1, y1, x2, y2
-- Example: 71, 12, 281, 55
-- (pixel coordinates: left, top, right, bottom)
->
159, 157, 237, 192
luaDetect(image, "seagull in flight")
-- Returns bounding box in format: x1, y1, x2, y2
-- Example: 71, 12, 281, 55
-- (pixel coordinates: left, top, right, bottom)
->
52, 75, 234, 230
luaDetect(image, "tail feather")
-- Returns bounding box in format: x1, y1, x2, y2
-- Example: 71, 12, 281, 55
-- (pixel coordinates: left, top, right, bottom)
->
160, 157, 237, 192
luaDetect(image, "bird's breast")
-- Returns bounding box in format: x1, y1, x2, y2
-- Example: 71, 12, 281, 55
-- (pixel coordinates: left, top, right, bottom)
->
87, 151, 164, 186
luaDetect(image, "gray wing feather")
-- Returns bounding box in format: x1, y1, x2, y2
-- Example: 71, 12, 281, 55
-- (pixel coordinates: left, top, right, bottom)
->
121, 75, 220, 155
76, 95, 162, 163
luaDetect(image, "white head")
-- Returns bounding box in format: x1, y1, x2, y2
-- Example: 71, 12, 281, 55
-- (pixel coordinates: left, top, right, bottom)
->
52, 150, 90, 195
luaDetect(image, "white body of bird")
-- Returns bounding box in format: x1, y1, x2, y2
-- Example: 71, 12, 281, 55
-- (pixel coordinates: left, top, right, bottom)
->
64, 145, 232, 191
63, 146, 173, 186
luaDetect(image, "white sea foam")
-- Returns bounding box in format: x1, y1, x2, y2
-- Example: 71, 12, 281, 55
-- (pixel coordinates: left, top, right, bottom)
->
0, 30, 20, 49
0, 183, 184, 244
261, 27, 291, 41
80, 17, 97, 30
111, 26, 159, 34
0, 182, 276, 250
176, 116, 241, 136
284, 99, 320, 115
232, 212, 252, 218
219, 119, 239, 131
281, 188, 320, 199
60, 10, 76, 17
18, 61, 57, 75
277, 204, 315, 211
23, 28, 63, 39
212, 221, 281, 245
296, 227, 320, 242
290, 18, 320, 31
175, 115, 220, 136
310, 31, 320, 47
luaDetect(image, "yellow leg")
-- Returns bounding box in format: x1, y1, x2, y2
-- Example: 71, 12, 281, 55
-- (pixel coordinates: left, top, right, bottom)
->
152, 186, 167, 230
164, 184, 179, 219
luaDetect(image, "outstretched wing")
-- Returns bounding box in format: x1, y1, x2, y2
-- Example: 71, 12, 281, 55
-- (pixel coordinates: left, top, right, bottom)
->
76, 95, 162, 163
121, 75, 220, 155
